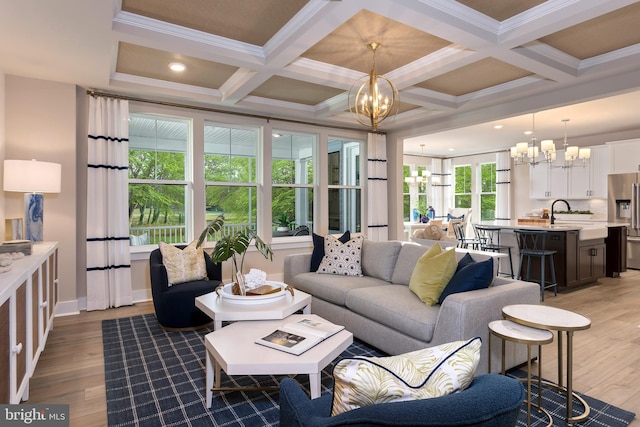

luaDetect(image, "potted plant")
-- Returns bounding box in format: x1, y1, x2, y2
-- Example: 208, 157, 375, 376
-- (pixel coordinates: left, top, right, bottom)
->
274, 213, 295, 232
196, 214, 274, 288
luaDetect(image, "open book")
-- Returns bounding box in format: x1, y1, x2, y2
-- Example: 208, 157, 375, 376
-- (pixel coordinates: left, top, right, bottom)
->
256, 318, 345, 356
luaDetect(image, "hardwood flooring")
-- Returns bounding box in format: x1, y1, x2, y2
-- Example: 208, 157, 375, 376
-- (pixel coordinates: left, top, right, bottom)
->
27, 270, 640, 426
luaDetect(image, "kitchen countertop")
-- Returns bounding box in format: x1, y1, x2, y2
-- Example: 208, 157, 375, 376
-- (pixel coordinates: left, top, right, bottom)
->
475, 220, 626, 231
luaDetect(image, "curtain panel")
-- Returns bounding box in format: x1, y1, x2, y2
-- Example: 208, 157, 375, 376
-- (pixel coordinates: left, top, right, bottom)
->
495, 151, 512, 223
367, 133, 388, 241
86, 96, 133, 310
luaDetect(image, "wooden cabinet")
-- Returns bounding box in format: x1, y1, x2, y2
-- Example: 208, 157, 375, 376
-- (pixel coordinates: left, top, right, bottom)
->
608, 139, 640, 174
577, 239, 606, 285
567, 145, 608, 199
0, 242, 58, 404
606, 226, 627, 277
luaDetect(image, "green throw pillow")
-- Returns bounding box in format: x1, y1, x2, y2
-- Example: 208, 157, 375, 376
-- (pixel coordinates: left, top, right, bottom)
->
409, 243, 457, 305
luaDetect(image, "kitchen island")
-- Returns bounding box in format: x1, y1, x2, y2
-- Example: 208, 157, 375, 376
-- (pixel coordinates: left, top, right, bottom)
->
474, 221, 621, 289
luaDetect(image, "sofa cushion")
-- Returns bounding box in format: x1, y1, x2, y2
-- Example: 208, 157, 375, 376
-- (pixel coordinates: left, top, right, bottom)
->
438, 258, 494, 304
158, 241, 207, 286
409, 244, 457, 306
330, 337, 481, 416
317, 235, 364, 276
291, 273, 389, 306
361, 240, 402, 282
345, 285, 439, 342
390, 244, 429, 285
310, 231, 350, 272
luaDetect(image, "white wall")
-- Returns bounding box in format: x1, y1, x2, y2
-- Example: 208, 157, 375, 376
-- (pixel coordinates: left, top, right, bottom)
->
0, 71, 5, 240
4, 75, 78, 307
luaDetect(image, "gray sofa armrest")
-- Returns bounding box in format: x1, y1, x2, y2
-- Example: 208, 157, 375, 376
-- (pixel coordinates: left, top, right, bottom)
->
284, 253, 312, 285
432, 278, 540, 374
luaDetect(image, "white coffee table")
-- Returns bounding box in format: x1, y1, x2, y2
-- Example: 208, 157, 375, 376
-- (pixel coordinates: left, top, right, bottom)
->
195, 285, 312, 330
204, 314, 353, 408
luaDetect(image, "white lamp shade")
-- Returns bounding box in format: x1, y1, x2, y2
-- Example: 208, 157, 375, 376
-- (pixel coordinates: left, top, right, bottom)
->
516, 142, 529, 154
3, 159, 61, 193
579, 148, 591, 159
510, 147, 518, 158
541, 139, 555, 152
527, 146, 539, 158
566, 146, 579, 159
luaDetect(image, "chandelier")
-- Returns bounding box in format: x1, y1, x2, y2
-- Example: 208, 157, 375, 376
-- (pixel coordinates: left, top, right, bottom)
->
510, 115, 591, 169
348, 42, 399, 132
404, 144, 431, 190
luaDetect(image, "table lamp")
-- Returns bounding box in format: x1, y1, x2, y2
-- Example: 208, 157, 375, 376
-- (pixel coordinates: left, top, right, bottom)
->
3, 159, 62, 242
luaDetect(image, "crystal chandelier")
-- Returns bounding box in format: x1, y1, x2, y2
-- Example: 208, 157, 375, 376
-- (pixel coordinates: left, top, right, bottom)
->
348, 42, 399, 132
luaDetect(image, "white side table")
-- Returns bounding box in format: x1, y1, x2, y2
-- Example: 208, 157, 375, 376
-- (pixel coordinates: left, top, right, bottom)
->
489, 320, 554, 427
503, 304, 591, 424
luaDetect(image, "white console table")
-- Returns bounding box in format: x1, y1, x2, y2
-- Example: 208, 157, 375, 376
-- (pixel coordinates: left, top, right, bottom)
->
0, 242, 58, 403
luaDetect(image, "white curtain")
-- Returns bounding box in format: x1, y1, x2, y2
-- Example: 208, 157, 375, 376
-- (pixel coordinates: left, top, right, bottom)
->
86, 96, 133, 310
367, 133, 388, 241
495, 151, 512, 223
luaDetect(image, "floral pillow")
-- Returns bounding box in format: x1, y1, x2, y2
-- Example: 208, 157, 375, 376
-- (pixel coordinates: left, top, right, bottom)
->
331, 337, 481, 416
317, 235, 364, 276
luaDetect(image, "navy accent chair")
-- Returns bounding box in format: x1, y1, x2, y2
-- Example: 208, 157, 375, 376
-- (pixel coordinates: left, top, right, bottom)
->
279, 374, 524, 427
149, 245, 222, 330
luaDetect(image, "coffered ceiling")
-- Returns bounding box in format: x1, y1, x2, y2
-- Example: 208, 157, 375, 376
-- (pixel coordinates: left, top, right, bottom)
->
1, 0, 640, 156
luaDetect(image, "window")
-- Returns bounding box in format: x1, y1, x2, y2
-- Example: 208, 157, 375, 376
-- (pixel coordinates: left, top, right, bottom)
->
454, 165, 472, 208
479, 162, 497, 221
272, 131, 315, 236
128, 114, 190, 245
203, 123, 260, 241
328, 138, 363, 233
403, 162, 430, 222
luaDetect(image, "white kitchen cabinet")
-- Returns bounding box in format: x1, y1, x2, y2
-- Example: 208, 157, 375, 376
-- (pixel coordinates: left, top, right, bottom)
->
608, 139, 640, 174
0, 242, 58, 404
529, 151, 567, 199
567, 145, 608, 199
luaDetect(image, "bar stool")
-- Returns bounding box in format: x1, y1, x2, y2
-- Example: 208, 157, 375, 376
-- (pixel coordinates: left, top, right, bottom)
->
514, 230, 558, 301
452, 221, 481, 249
474, 225, 514, 278
488, 320, 554, 427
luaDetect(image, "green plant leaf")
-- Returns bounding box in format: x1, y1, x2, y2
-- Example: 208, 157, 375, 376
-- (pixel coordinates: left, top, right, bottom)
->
196, 214, 225, 248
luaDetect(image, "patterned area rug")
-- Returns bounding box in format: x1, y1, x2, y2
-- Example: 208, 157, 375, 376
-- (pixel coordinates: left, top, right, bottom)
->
103, 314, 635, 427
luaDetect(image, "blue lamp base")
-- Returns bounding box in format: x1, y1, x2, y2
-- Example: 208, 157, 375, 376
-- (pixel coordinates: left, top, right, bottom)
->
24, 193, 44, 242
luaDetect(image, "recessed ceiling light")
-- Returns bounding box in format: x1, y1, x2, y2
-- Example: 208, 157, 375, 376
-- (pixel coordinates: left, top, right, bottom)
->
524, 130, 533, 135
494, 125, 503, 129
448, 148, 455, 151
169, 62, 186, 72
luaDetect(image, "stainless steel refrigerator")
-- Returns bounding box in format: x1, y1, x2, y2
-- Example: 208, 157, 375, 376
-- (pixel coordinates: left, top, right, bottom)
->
608, 173, 640, 269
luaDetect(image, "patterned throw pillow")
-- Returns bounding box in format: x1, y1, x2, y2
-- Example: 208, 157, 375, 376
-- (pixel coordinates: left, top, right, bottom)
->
331, 337, 481, 416
409, 243, 457, 305
158, 241, 207, 286
317, 235, 364, 276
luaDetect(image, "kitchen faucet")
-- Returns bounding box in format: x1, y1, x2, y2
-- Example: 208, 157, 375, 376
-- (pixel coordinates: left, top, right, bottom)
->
550, 199, 571, 225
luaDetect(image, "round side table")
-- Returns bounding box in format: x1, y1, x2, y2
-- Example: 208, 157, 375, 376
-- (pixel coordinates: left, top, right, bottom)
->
489, 320, 554, 427
503, 304, 591, 424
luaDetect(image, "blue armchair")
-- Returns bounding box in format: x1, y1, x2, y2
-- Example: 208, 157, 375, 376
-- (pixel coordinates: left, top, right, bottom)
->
149, 245, 222, 330
279, 374, 524, 427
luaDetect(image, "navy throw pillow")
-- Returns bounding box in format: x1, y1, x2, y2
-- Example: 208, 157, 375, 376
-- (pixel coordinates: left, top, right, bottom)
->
447, 213, 465, 221
438, 257, 493, 304
310, 231, 351, 272
455, 252, 475, 273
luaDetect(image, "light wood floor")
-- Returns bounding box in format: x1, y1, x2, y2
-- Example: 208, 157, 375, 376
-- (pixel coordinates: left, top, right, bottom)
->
27, 270, 640, 427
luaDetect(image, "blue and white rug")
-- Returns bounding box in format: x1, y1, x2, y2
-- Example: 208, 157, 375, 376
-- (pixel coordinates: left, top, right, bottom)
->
103, 314, 635, 427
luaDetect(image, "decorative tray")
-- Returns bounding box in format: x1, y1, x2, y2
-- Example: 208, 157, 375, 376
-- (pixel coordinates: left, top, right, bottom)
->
215, 281, 291, 305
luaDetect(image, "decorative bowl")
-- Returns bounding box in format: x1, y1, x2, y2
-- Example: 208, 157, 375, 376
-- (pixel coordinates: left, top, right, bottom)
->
215, 281, 290, 305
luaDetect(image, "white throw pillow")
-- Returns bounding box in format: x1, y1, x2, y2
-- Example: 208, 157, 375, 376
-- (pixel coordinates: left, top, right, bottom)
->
317, 235, 363, 276
158, 241, 207, 286
331, 337, 481, 416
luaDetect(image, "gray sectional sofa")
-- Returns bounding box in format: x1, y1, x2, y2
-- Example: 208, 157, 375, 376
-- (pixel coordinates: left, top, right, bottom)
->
284, 240, 540, 375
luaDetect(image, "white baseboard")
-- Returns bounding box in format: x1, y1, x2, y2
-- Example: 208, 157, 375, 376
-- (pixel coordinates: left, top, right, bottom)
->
54, 289, 152, 317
